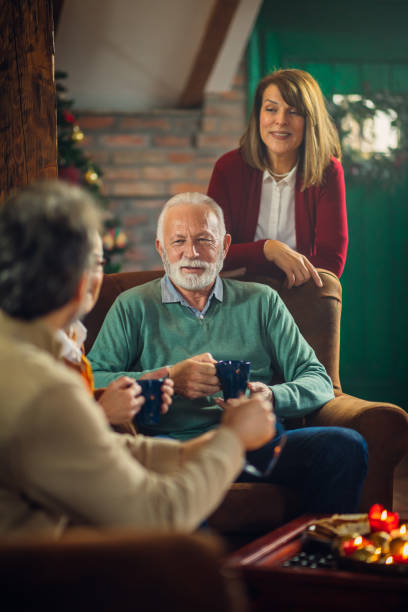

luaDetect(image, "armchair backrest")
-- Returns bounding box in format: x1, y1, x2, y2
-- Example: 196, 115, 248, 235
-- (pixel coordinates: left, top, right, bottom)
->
84, 269, 342, 393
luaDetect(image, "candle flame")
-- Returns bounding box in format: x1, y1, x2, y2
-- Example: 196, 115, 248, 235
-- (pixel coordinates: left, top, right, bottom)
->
401, 524, 407, 535
385, 556, 394, 565
354, 536, 363, 546
402, 543, 408, 559
380, 510, 388, 520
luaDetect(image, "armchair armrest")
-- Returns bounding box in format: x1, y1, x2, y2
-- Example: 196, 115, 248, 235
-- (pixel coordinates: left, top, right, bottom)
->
0, 529, 247, 612
306, 394, 408, 511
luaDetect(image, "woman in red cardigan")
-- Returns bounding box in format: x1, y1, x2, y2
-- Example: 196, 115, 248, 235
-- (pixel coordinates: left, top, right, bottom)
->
207, 69, 347, 286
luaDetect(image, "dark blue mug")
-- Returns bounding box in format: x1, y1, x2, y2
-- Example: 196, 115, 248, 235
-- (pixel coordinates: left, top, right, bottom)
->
245, 420, 287, 477
216, 360, 251, 399
134, 379, 163, 426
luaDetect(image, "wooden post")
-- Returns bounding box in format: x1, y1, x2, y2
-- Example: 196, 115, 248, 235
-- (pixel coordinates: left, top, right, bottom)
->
0, 0, 57, 203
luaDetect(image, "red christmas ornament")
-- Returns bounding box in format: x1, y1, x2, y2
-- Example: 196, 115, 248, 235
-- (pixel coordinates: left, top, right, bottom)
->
58, 165, 81, 185
63, 110, 76, 123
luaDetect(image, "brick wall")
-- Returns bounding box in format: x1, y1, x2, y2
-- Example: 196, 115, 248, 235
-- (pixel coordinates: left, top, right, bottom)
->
77, 66, 247, 271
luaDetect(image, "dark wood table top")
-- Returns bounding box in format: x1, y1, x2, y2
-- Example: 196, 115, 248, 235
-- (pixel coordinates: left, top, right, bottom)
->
226, 515, 408, 612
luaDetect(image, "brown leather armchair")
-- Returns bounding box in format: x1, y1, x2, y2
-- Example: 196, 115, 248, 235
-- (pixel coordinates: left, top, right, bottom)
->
0, 530, 247, 612
84, 269, 408, 535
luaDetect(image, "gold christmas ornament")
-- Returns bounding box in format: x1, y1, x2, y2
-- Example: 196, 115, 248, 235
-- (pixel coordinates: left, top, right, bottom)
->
102, 232, 115, 251
84, 169, 99, 184
350, 545, 380, 563
369, 531, 391, 554
72, 125, 84, 141
115, 230, 127, 249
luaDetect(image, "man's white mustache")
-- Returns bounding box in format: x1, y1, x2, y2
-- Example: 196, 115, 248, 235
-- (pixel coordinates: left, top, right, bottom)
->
177, 259, 209, 269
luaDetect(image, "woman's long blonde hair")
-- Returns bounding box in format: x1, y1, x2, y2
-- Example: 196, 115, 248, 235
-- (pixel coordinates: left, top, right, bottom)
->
240, 69, 341, 190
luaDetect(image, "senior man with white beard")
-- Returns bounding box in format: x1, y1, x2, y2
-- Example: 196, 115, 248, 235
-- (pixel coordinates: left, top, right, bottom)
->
88, 192, 368, 515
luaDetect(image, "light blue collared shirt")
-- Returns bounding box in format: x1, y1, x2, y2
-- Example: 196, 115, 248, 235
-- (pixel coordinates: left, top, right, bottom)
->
161, 274, 223, 319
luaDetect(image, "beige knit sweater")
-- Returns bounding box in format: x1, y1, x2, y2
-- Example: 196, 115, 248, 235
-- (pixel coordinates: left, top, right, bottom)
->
0, 312, 243, 537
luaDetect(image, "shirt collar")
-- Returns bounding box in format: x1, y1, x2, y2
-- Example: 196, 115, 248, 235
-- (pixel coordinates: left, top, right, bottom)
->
263, 163, 298, 186
56, 329, 82, 363
56, 320, 88, 363
161, 274, 223, 317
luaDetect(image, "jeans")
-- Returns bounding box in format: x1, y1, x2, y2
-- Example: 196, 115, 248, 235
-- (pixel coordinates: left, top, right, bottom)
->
238, 426, 368, 514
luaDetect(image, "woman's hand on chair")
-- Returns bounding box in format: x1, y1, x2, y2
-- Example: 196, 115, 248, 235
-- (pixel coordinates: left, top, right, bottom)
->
264, 240, 322, 289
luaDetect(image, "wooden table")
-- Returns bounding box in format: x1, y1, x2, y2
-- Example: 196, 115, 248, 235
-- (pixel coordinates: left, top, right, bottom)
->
226, 515, 408, 612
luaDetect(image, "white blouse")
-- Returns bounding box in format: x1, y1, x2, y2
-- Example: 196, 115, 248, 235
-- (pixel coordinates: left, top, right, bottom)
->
254, 164, 297, 250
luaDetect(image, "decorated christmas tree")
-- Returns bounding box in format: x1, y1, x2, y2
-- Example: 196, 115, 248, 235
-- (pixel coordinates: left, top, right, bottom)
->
56, 70, 128, 273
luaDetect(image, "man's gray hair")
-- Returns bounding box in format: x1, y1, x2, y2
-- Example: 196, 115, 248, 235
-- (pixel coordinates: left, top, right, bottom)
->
156, 192, 226, 244
0, 180, 102, 320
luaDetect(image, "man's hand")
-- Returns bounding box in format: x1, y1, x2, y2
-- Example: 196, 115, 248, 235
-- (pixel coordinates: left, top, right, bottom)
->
168, 353, 220, 399
98, 376, 145, 425
248, 381, 274, 407
264, 240, 323, 289
221, 395, 276, 451
215, 382, 274, 408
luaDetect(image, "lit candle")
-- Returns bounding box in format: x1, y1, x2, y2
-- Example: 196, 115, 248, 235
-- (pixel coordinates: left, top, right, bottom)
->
390, 537, 408, 557
378, 555, 394, 565
393, 541, 408, 564
391, 523, 408, 539
341, 535, 370, 556
368, 504, 400, 533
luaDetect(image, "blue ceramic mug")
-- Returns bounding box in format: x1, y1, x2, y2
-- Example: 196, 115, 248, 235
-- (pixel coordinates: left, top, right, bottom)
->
216, 360, 251, 400
134, 379, 163, 426
245, 420, 287, 477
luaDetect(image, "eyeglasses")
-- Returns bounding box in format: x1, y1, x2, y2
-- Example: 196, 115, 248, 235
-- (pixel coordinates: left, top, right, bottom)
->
92, 254, 109, 268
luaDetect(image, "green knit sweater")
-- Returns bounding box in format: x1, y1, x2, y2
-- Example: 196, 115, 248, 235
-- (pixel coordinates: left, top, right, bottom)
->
89, 278, 334, 440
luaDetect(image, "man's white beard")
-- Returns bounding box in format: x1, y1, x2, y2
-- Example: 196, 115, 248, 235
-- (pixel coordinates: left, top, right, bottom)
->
162, 249, 224, 290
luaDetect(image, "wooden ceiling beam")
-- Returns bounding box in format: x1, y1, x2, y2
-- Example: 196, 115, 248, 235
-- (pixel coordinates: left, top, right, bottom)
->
178, 0, 240, 108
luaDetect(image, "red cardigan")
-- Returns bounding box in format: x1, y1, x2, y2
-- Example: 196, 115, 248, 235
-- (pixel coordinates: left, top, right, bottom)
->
207, 149, 348, 278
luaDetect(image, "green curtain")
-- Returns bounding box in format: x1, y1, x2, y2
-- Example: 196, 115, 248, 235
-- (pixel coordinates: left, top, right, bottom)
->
247, 0, 408, 410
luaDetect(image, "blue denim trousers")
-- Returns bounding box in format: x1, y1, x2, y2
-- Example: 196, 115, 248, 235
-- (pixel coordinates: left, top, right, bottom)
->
238, 426, 368, 514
